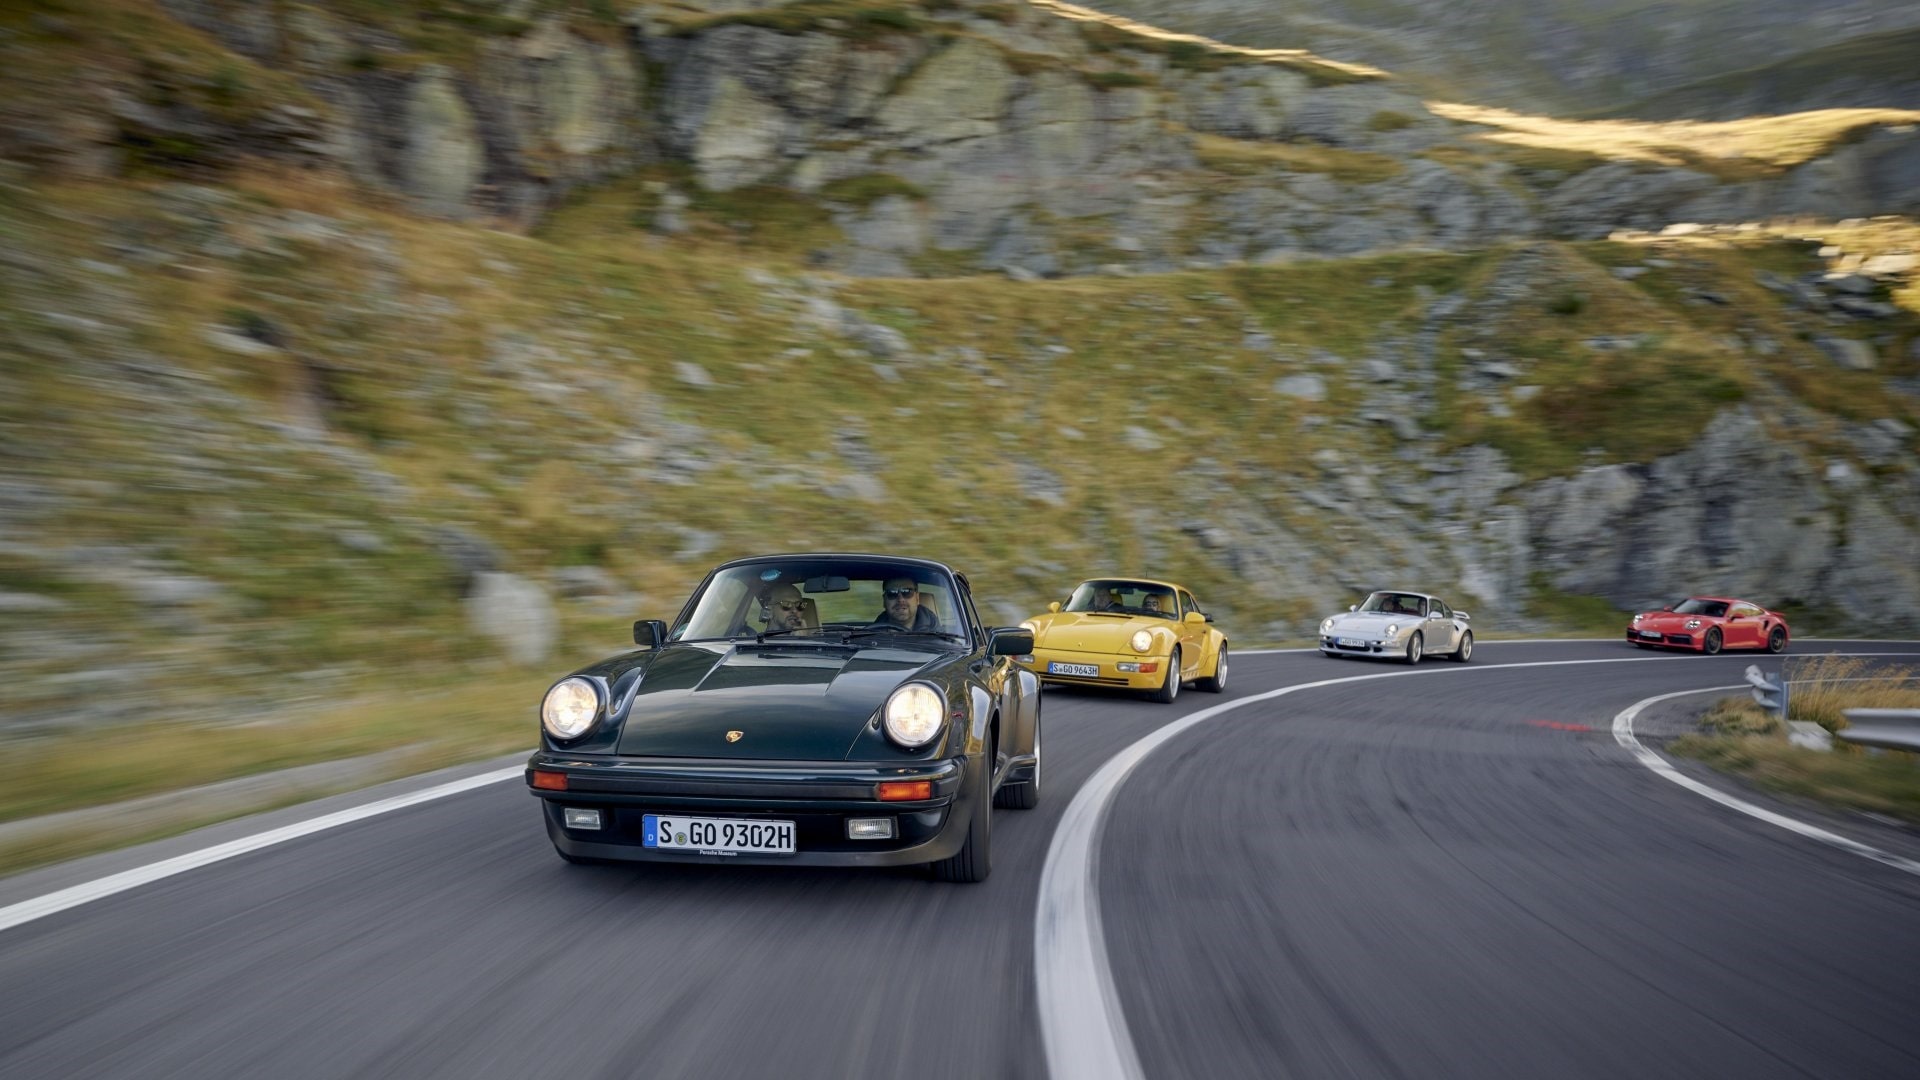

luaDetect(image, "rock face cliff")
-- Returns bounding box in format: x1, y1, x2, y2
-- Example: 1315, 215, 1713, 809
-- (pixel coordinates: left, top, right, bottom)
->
21, 0, 1919, 280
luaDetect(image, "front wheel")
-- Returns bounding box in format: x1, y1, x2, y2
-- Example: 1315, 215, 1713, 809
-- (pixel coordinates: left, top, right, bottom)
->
1149, 648, 1181, 704
1197, 643, 1229, 692
1404, 632, 1423, 665
1767, 627, 1788, 654
1449, 631, 1473, 663
1702, 628, 1723, 656
933, 764, 993, 882
994, 709, 1040, 809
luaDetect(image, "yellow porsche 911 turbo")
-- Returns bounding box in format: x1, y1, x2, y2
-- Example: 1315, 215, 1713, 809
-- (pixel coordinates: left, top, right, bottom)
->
1016, 578, 1228, 703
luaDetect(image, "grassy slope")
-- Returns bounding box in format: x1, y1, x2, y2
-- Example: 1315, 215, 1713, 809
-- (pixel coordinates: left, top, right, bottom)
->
1598, 27, 1920, 121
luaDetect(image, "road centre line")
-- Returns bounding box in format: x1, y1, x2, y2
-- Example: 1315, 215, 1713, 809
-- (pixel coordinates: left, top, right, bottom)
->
1033, 649, 1920, 1080
1613, 685, 1920, 878
0, 766, 524, 936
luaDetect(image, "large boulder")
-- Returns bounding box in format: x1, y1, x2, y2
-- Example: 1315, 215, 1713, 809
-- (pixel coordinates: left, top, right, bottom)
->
402, 67, 484, 217
468, 571, 558, 667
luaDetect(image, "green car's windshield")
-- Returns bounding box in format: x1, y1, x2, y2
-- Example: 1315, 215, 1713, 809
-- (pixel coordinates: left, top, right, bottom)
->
671, 559, 968, 644
1064, 579, 1178, 620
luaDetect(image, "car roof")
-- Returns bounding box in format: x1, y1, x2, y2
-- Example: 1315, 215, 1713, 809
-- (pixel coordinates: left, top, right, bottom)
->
714, 552, 960, 576
1369, 589, 1440, 600
1074, 576, 1186, 592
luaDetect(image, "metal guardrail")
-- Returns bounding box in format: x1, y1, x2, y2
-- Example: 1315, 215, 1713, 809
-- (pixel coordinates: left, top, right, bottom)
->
1746, 665, 1789, 716
1838, 709, 1920, 753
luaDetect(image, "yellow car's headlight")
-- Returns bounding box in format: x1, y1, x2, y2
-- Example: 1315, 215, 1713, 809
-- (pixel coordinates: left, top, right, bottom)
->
1019, 620, 1038, 634
1130, 630, 1153, 653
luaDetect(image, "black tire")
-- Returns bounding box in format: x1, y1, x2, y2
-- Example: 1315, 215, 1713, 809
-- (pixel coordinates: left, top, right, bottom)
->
555, 848, 606, 866
1196, 643, 1229, 692
1767, 627, 1788, 654
1702, 628, 1723, 656
1404, 632, 1423, 665
994, 708, 1040, 810
932, 760, 992, 882
1149, 648, 1181, 703
1449, 631, 1473, 663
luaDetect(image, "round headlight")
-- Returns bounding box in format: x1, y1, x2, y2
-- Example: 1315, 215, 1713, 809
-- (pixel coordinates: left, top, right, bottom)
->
1384, 623, 1400, 637
542, 677, 600, 740
1632, 613, 1642, 623
884, 683, 945, 749
1130, 630, 1153, 653
1019, 620, 1038, 634
1321, 618, 1334, 633
1686, 618, 1702, 629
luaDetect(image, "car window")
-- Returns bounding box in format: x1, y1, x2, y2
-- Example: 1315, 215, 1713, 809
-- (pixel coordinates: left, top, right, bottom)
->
1064, 580, 1179, 620
956, 577, 985, 645
1359, 592, 1426, 616
1673, 598, 1729, 617
1180, 591, 1199, 618
672, 559, 965, 641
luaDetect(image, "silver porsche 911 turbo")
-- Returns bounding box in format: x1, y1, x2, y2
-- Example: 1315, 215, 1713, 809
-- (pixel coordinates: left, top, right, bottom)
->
1318, 591, 1472, 664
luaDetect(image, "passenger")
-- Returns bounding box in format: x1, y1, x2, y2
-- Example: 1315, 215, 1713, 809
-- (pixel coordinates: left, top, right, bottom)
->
877, 575, 940, 631
761, 583, 809, 633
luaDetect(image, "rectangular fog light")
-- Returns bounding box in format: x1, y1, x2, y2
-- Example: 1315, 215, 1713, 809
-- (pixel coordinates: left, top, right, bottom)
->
1116, 662, 1140, 672
563, 808, 602, 831
847, 817, 896, 840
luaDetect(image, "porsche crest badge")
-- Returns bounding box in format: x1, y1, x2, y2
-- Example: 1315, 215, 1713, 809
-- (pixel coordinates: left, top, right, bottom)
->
725, 730, 744, 743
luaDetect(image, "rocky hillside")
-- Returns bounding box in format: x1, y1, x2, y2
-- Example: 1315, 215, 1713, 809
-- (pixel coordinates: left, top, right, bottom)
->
1079, 0, 1920, 118
10, 0, 1920, 280
1, 0, 1918, 740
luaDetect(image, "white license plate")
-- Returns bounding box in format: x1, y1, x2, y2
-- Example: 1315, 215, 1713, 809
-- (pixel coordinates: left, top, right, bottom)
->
644, 814, 795, 855
1048, 662, 1100, 677
1338, 638, 1366, 647
1640, 630, 1663, 639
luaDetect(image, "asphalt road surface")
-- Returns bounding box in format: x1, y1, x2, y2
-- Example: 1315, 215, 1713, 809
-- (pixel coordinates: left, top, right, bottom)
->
3, 641, 1918, 1079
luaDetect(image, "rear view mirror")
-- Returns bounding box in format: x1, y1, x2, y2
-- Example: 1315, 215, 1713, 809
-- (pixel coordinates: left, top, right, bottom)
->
633, 619, 667, 649
804, 575, 850, 593
1048, 601, 1061, 613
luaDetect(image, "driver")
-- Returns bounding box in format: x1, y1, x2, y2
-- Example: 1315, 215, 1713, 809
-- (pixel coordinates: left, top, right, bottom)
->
761, 583, 808, 633
876, 575, 940, 631
1143, 594, 1164, 615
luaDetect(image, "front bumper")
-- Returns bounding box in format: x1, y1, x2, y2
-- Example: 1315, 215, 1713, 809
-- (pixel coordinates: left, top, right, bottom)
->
1626, 630, 1698, 650
1014, 646, 1164, 689
526, 752, 972, 867
1320, 635, 1406, 657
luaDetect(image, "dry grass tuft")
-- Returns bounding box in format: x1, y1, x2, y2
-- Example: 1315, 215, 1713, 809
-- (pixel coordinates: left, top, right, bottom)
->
1784, 655, 1920, 733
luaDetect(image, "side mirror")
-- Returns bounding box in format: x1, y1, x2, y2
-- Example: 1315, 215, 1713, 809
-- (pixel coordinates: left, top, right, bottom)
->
1204, 612, 1215, 623
988, 627, 1035, 656
1661, 605, 1673, 612
1048, 601, 1061, 613
632, 619, 667, 649
1348, 604, 1357, 612
1184, 611, 1205, 624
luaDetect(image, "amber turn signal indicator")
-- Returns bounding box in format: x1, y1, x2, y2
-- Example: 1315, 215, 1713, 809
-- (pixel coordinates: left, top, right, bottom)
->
876, 780, 932, 801
531, 770, 568, 791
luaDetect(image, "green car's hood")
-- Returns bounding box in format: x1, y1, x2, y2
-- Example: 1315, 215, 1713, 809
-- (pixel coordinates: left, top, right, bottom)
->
613, 641, 939, 759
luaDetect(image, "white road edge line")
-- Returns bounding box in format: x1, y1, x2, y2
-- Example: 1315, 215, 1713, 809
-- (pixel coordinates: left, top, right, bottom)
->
1034, 648, 1920, 1080
0, 765, 524, 936
1612, 686, 1920, 878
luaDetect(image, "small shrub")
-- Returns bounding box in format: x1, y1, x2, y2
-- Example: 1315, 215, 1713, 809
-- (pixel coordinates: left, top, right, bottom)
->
1547, 290, 1586, 316
1084, 70, 1152, 90
1366, 110, 1416, 132
974, 2, 1019, 24
819, 173, 926, 206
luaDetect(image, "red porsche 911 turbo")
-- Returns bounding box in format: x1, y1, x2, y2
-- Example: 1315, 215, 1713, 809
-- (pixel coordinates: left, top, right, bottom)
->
1626, 596, 1790, 655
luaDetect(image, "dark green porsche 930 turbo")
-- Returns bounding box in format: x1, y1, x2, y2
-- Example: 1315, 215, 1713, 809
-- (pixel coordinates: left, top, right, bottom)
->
525, 554, 1040, 882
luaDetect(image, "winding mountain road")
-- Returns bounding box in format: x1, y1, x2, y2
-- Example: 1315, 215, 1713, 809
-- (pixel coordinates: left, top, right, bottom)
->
3, 642, 1918, 1079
